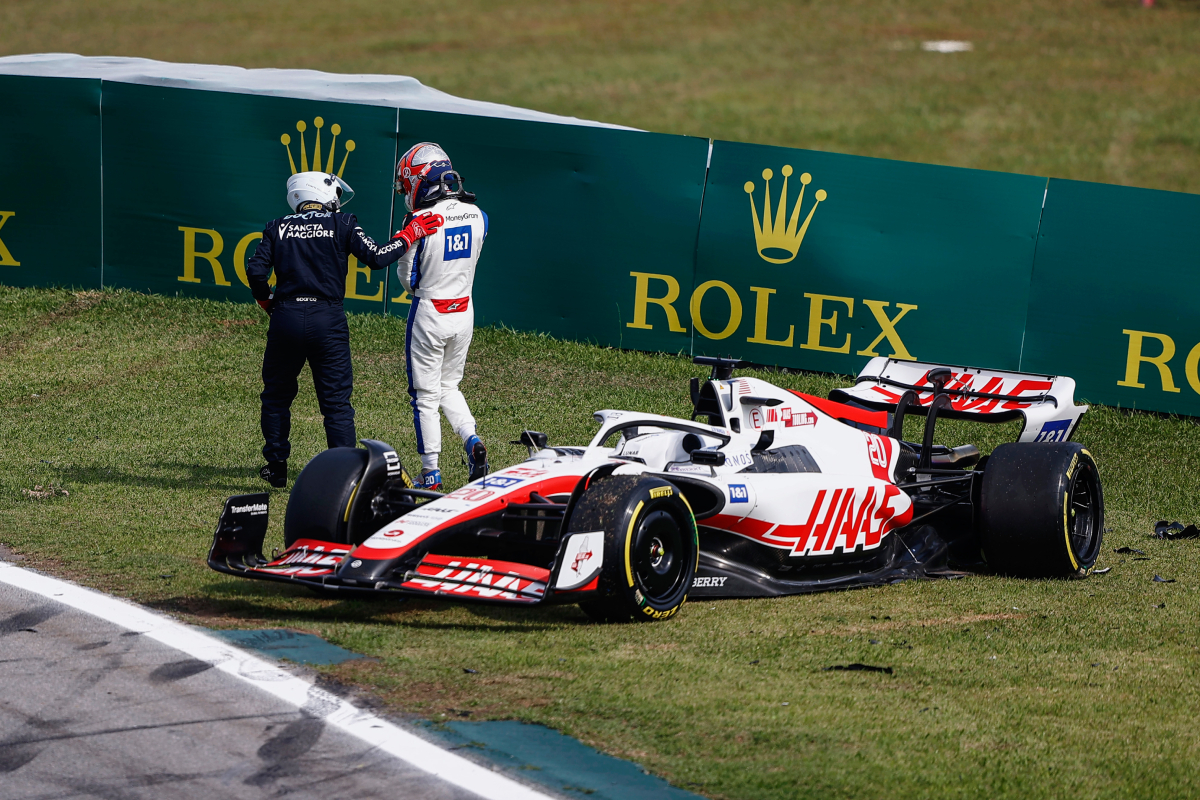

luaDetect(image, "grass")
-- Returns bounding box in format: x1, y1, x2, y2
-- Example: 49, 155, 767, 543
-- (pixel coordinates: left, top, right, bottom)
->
3, 286, 1200, 799
2, 2, 1199, 796
1, 0, 1199, 194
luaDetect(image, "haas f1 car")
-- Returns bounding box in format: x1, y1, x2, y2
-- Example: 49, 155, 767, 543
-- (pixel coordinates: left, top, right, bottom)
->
210, 357, 1104, 622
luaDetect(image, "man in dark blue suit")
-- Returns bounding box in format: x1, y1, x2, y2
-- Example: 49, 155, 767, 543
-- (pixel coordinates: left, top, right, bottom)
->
247, 171, 443, 487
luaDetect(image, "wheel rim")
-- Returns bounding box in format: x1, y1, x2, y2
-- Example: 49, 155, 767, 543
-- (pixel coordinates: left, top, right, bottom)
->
632, 509, 686, 600
1067, 464, 1100, 565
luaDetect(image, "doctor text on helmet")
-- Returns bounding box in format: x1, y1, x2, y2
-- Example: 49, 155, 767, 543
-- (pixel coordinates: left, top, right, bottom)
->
627, 272, 919, 359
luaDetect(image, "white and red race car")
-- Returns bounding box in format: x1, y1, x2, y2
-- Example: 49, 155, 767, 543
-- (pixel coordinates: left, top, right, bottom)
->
209, 357, 1104, 622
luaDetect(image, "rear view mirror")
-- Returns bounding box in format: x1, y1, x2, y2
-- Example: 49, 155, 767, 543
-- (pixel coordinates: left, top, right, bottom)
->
692, 449, 726, 466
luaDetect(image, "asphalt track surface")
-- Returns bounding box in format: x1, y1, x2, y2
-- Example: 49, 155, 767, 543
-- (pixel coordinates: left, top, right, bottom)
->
0, 562, 556, 800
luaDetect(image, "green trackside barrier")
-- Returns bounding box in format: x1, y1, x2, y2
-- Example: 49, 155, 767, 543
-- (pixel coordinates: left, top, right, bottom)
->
1021, 178, 1200, 415
5, 72, 1200, 420
0, 76, 102, 290
679, 140, 1047, 374
392, 108, 708, 357
99, 82, 398, 315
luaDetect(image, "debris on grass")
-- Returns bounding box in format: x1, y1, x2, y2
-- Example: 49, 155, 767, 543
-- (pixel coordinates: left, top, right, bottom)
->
1153, 521, 1200, 540
463, 668, 479, 674
824, 663, 894, 675
1092, 567, 1112, 574
22, 483, 69, 499
1114, 547, 1146, 555
1152, 575, 1176, 583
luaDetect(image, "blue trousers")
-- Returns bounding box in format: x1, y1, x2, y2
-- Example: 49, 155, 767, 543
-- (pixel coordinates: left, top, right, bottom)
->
260, 298, 356, 463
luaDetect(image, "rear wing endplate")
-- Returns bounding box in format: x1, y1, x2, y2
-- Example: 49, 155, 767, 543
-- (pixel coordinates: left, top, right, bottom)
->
830, 357, 1087, 443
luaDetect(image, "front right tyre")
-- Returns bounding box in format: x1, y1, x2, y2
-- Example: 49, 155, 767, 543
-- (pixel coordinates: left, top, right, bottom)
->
566, 475, 699, 623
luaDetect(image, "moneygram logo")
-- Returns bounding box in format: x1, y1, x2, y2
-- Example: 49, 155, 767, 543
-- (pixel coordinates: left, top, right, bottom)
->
744, 165, 827, 264
280, 116, 355, 177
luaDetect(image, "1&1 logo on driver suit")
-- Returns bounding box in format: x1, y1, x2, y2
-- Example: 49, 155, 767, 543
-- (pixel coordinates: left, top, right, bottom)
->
443, 226, 472, 261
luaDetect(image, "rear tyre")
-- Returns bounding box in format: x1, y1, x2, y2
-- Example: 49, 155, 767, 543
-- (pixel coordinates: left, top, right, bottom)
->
567, 475, 699, 623
283, 447, 367, 548
979, 442, 1104, 577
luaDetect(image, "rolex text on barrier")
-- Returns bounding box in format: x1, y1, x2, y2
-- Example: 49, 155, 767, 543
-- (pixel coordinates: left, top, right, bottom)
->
100, 83, 398, 314
2, 69, 1200, 418
1020, 179, 1200, 416
0, 75, 102, 289
656, 140, 1046, 374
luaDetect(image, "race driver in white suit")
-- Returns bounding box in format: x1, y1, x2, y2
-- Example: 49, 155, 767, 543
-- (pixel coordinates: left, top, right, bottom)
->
394, 142, 489, 490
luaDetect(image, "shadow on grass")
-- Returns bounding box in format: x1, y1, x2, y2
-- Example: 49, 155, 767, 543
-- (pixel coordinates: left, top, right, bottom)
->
55, 462, 267, 494
174, 580, 580, 631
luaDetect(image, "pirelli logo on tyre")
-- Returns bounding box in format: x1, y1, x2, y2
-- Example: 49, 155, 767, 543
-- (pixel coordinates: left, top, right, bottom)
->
641, 603, 682, 620
649, 486, 674, 499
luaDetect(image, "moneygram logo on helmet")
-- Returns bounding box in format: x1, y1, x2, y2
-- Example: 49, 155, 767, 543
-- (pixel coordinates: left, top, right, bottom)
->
745, 166, 827, 264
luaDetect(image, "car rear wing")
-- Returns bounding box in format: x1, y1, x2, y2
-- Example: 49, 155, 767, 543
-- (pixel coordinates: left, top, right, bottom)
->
829, 357, 1087, 443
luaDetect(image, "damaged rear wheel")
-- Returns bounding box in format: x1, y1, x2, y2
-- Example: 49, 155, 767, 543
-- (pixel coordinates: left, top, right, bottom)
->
979, 442, 1104, 577
567, 475, 699, 623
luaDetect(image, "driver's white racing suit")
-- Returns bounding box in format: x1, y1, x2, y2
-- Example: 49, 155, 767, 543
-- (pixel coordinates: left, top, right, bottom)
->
396, 197, 487, 473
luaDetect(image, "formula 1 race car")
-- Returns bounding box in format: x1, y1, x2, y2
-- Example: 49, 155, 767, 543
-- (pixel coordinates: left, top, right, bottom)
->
209, 357, 1104, 622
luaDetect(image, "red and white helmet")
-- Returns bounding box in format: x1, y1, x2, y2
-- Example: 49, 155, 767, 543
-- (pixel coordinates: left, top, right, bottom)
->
395, 142, 452, 212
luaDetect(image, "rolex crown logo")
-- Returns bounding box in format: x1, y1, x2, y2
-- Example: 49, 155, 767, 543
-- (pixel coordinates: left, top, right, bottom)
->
280, 117, 355, 177
744, 166, 827, 264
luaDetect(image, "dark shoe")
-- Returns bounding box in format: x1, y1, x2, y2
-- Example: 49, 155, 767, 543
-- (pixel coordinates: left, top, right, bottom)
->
465, 435, 489, 482
259, 461, 287, 488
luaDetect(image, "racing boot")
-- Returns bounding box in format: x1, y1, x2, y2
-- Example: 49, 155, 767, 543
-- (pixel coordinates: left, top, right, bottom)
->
420, 469, 443, 491
259, 460, 287, 488
465, 435, 489, 482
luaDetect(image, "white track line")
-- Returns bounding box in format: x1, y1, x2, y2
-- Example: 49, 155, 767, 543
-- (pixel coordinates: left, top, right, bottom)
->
0, 562, 554, 800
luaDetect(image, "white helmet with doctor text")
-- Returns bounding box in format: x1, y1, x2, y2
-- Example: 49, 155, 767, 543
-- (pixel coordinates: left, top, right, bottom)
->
286, 171, 355, 212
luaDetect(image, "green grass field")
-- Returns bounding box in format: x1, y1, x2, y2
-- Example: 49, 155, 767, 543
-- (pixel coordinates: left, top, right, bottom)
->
3, 2, 1199, 797
2, 287, 1200, 799
2, 0, 1199, 194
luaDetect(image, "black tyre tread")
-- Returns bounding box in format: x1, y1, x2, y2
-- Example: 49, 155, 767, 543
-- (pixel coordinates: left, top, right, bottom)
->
979, 442, 1103, 578
283, 447, 367, 548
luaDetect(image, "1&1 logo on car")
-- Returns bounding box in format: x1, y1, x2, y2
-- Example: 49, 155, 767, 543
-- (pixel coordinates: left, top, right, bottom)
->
443, 226, 472, 260
481, 475, 523, 488
729, 484, 750, 503
1035, 419, 1071, 442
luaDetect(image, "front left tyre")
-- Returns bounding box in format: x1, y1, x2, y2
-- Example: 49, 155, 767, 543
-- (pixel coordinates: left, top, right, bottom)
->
283, 447, 368, 548
566, 475, 699, 622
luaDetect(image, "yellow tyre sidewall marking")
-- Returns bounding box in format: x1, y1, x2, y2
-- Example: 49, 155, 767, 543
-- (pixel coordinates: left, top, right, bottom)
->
681, 494, 700, 606
677, 492, 700, 575
343, 481, 360, 524
625, 500, 644, 588
1063, 489, 1079, 570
